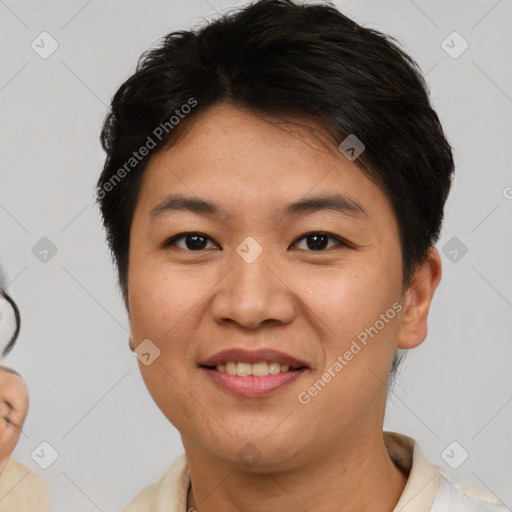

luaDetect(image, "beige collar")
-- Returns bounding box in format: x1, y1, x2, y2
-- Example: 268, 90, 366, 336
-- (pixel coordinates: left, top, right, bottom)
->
0, 459, 51, 512
384, 431, 441, 511
124, 431, 445, 511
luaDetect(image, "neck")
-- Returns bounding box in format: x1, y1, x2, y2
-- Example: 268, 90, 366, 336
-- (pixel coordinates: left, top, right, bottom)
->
185, 430, 407, 512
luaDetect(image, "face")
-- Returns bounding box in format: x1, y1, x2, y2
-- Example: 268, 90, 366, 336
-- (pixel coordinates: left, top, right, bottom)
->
127, 102, 417, 470
0, 370, 27, 469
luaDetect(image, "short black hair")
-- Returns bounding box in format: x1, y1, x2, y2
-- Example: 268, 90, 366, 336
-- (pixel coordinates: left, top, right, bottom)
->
96, 0, 454, 381
0, 276, 21, 358
0, 365, 22, 378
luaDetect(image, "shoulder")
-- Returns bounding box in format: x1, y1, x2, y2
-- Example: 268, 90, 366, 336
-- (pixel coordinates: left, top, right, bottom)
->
384, 432, 509, 512
0, 459, 51, 512
123, 452, 190, 512
430, 473, 510, 512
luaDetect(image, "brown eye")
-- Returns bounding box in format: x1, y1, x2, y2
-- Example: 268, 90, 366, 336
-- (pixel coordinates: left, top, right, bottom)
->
163, 232, 220, 251
291, 232, 349, 251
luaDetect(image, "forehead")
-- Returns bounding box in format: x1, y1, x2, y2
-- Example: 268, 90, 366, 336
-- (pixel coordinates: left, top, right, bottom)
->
138, 103, 395, 225
182, 102, 340, 151
155, 102, 343, 173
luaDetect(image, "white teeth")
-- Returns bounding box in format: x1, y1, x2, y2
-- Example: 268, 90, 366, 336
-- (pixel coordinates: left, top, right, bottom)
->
252, 362, 268, 376
226, 361, 237, 375
236, 362, 252, 376
268, 362, 281, 374
215, 361, 295, 376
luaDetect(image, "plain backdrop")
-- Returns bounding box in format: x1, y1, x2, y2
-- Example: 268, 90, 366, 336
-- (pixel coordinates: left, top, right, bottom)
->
1, 0, 511, 510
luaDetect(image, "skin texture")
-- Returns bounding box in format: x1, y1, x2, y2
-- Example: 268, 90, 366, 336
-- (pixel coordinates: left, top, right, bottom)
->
0, 369, 28, 475
127, 102, 442, 512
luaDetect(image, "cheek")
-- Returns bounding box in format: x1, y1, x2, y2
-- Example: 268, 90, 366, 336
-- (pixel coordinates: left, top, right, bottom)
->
295, 252, 403, 399
128, 264, 204, 429
294, 274, 402, 429
139, 363, 201, 436
127, 258, 213, 400
0, 432, 18, 457
128, 256, 199, 340
297, 254, 401, 340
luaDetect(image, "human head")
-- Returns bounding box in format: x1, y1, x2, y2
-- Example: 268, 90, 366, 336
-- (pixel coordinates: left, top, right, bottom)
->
96, 0, 453, 307
96, 0, 452, 467
0, 366, 28, 474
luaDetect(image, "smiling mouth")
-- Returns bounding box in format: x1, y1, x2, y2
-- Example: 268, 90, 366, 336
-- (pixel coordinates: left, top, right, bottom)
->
201, 361, 307, 376
199, 363, 308, 397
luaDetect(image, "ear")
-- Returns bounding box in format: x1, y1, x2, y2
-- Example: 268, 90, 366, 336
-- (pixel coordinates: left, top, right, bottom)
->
128, 336, 136, 352
397, 247, 442, 350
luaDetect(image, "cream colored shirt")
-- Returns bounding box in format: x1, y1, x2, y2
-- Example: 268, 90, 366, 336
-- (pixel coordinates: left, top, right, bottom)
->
0, 459, 51, 512
123, 432, 510, 512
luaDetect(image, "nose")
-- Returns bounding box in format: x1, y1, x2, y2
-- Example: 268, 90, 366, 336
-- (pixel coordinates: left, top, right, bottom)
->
210, 245, 297, 330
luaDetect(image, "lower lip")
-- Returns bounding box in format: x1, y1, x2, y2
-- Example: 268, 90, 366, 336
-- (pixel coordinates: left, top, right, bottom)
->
200, 367, 306, 397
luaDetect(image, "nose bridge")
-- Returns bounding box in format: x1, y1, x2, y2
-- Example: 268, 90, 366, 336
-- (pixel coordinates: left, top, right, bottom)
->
211, 236, 295, 328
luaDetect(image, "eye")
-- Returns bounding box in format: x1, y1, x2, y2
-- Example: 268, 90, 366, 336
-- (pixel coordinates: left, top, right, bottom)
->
163, 231, 351, 252
290, 232, 350, 251
163, 232, 220, 251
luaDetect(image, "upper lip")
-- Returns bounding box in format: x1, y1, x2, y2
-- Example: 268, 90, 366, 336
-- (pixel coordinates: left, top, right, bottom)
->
199, 348, 309, 369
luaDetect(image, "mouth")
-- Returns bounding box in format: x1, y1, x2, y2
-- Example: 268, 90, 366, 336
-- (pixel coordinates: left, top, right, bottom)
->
198, 348, 309, 397
200, 361, 308, 375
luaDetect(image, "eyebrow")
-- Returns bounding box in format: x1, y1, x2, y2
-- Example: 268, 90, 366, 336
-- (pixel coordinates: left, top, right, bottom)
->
150, 193, 368, 220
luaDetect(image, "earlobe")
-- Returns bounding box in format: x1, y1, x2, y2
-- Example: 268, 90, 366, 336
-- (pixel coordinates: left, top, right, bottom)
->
128, 336, 135, 352
397, 247, 442, 350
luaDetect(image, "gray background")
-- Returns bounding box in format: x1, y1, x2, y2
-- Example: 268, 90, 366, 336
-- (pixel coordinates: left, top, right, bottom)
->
1, 0, 511, 510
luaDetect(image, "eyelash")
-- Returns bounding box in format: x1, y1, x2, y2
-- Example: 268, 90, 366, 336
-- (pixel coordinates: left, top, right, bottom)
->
162, 231, 352, 252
